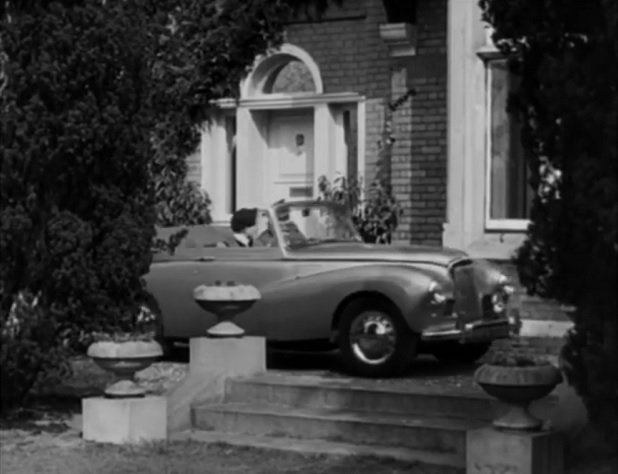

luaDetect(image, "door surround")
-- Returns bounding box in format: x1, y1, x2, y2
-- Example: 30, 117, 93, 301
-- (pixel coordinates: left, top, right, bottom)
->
201, 43, 366, 223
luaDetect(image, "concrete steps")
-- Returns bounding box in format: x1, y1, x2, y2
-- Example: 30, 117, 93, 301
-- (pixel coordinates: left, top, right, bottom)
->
172, 430, 463, 468
189, 372, 558, 468
224, 372, 497, 421
192, 403, 478, 466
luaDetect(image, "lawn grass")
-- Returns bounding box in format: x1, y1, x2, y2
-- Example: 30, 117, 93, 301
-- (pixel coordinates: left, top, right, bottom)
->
1, 355, 615, 474
1, 357, 462, 474
0, 438, 460, 474
1, 409, 614, 474
0, 406, 460, 474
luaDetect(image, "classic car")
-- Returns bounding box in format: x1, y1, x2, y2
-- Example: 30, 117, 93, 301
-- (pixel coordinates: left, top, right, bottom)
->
146, 200, 520, 378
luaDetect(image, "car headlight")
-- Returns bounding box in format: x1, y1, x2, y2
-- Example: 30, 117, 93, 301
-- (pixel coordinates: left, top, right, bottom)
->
428, 281, 447, 305
491, 275, 515, 313
497, 274, 515, 295
491, 292, 507, 313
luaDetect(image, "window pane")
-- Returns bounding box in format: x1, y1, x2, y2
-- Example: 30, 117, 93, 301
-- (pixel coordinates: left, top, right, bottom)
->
488, 60, 534, 220
266, 60, 316, 94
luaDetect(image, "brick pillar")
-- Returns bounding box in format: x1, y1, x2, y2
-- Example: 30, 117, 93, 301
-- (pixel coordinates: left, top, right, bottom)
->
405, 0, 448, 246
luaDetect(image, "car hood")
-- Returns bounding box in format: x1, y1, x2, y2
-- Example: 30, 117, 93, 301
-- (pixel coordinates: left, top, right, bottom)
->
288, 243, 469, 267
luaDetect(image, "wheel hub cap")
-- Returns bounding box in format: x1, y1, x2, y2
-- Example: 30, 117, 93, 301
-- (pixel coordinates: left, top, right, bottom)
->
349, 312, 396, 365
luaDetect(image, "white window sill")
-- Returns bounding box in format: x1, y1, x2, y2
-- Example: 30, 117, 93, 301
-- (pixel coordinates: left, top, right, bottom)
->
464, 232, 527, 261
485, 219, 530, 232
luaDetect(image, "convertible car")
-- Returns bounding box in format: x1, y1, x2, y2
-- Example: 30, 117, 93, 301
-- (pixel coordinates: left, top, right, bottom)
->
146, 200, 520, 378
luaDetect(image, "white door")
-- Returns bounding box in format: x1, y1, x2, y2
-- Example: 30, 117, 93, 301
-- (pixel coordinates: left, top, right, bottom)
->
267, 112, 314, 205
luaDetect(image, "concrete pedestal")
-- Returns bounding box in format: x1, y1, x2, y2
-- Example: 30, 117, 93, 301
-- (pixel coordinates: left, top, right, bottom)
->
166, 336, 266, 433
467, 427, 563, 474
82, 395, 167, 444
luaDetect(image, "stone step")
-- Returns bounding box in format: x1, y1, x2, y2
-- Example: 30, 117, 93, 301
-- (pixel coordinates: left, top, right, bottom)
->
172, 429, 463, 468
224, 372, 556, 421
191, 402, 482, 462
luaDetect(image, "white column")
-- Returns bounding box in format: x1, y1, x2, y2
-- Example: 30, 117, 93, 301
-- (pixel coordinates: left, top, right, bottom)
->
332, 107, 347, 177
443, 0, 487, 250
236, 107, 269, 209
313, 104, 333, 196
356, 99, 367, 192
200, 115, 231, 224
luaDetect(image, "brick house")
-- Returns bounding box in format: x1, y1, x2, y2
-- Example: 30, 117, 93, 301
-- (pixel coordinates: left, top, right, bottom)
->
187, 0, 570, 327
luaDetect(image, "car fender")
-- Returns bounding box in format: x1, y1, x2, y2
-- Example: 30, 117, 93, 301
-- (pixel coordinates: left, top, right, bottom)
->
259, 262, 452, 339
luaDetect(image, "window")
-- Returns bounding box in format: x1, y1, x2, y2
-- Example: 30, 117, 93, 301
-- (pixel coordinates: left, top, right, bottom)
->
265, 60, 316, 94
485, 59, 534, 230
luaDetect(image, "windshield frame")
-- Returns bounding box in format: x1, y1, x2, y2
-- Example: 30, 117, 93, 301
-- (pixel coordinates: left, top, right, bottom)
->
271, 200, 362, 250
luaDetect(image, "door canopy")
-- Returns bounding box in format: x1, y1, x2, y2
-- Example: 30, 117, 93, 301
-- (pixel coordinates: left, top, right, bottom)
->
241, 43, 324, 98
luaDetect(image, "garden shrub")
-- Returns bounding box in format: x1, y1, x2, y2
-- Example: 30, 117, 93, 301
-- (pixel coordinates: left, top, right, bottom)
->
0, 0, 340, 415
0, 292, 71, 415
147, 0, 342, 227
318, 175, 401, 244
317, 90, 414, 244
480, 0, 617, 447
0, 0, 157, 414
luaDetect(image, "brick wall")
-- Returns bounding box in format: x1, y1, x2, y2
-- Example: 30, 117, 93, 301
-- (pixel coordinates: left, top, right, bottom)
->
288, 0, 449, 246
184, 0, 565, 323
285, 0, 390, 182
403, 0, 448, 246
391, 67, 413, 240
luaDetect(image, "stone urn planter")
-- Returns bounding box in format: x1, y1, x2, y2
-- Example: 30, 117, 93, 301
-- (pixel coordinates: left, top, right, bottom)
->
475, 356, 563, 431
193, 281, 261, 338
87, 340, 163, 398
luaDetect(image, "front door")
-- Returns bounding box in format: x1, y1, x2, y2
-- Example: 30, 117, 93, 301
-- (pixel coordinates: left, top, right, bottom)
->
267, 110, 314, 205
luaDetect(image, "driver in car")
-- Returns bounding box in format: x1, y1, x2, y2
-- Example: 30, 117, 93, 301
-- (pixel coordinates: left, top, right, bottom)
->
230, 208, 259, 247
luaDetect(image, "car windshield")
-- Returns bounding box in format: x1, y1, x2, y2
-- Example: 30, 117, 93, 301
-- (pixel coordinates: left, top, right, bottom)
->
273, 202, 362, 248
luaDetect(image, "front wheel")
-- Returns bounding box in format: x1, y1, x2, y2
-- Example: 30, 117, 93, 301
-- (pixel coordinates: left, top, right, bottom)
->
431, 341, 492, 364
337, 297, 418, 378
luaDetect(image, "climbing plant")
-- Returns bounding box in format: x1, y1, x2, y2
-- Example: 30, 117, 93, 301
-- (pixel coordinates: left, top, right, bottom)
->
319, 89, 415, 243
149, 0, 342, 226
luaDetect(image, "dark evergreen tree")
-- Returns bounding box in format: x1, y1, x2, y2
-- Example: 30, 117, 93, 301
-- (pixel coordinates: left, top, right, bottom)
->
480, 0, 617, 445
0, 0, 338, 414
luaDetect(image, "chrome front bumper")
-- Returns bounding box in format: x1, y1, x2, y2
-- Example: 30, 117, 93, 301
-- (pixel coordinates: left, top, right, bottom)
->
421, 309, 521, 343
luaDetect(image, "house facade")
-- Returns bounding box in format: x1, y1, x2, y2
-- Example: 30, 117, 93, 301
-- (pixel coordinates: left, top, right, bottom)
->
187, 0, 569, 324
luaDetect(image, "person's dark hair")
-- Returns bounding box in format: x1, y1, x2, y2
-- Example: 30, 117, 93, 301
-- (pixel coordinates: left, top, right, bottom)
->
230, 208, 258, 233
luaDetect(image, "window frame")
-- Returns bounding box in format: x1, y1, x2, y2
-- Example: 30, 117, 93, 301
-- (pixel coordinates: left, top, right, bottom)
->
483, 56, 532, 232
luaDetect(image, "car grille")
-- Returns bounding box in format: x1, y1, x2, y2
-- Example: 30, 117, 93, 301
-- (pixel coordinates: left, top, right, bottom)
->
451, 261, 482, 322
482, 295, 498, 319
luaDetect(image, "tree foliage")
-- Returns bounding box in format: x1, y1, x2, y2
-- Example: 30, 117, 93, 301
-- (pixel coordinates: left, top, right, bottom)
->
0, 0, 158, 413
1, 0, 340, 413
479, 0, 617, 445
148, 0, 339, 226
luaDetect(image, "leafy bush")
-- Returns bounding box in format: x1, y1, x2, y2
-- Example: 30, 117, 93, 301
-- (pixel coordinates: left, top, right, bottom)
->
318, 175, 401, 244
1, 0, 341, 415
146, 0, 302, 227
480, 0, 617, 445
0, 0, 157, 414
317, 90, 413, 244
146, 0, 344, 228
484, 342, 552, 367
150, 132, 212, 227
0, 292, 71, 416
